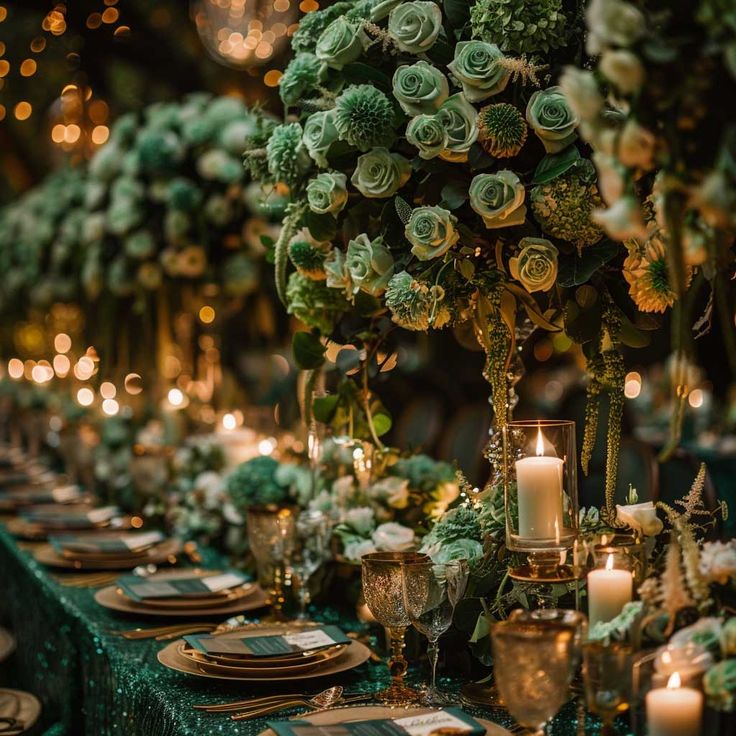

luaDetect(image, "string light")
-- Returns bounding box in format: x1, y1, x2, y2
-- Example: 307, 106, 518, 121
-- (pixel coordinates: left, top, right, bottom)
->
7, 359, 23, 380
53, 354, 70, 377
100, 381, 116, 399
199, 305, 215, 324
77, 388, 94, 406
19, 58, 36, 76
102, 398, 119, 416
54, 333, 71, 353
222, 412, 237, 430
167, 388, 184, 407
14, 101, 31, 120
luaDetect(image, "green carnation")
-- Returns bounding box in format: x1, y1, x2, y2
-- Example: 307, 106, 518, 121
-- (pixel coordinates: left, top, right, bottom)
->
469, 170, 527, 229
280, 53, 325, 106
509, 237, 558, 293
478, 102, 527, 158
266, 122, 312, 185
306, 172, 349, 216
124, 229, 157, 260
289, 240, 327, 280
226, 456, 288, 512
388, 1, 443, 54
470, 0, 569, 55
406, 114, 447, 160
351, 148, 411, 198
530, 159, 604, 249
526, 86, 579, 153
286, 271, 350, 333
303, 110, 339, 168
392, 61, 449, 116
436, 94, 479, 163
334, 85, 396, 152
447, 41, 509, 102
406, 205, 460, 260
345, 234, 395, 296
315, 17, 366, 69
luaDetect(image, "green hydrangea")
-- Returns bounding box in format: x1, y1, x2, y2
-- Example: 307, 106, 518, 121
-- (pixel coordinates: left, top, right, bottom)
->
289, 240, 327, 279
385, 271, 450, 331
478, 103, 527, 158
470, 0, 569, 56
433, 506, 483, 543
286, 271, 350, 333
334, 85, 396, 152
266, 123, 312, 185
291, 2, 354, 53
226, 456, 288, 513
279, 53, 325, 106
530, 159, 604, 249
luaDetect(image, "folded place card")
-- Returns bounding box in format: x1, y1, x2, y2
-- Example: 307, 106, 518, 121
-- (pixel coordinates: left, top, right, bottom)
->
184, 625, 351, 657
117, 572, 248, 601
50, 530, 164, 555
268, 709, 487, 736
23, 505, 119, 527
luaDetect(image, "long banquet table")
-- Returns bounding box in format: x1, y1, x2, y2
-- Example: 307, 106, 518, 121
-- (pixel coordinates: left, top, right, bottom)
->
0, 523, 624, 736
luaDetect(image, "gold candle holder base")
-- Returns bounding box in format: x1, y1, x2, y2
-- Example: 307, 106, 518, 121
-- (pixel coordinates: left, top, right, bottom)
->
509, 551, 580, 583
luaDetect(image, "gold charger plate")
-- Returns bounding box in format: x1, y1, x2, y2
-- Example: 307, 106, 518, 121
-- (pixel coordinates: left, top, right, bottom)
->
95, 582, 268, 617
186, 643, 339, 667
6, 515, 129, 540
33, 538, 182, 570
0, 688, 42, 734
115, 582, 256, 610
158, 637, 370, 682
258, 706, 512, 736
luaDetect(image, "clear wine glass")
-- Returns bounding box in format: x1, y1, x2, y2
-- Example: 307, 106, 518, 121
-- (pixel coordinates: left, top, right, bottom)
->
402, 558, 469, 705
292, 509, 331, 620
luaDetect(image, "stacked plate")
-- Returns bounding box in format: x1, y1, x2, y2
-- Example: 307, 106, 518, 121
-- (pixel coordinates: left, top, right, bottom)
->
95, 569, 268, 617
0, 482, 86, 512
33, 530, 182, 570
6, 505, 129, 540
158, 623, 371, 682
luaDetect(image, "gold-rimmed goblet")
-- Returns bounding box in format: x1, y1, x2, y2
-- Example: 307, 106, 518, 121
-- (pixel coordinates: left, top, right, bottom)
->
583, 641, 633, 736
361, 551, 428, 705
246, 504, 296, 620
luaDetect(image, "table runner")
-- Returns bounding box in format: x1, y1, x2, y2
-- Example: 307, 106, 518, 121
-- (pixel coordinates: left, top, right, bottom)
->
0, 525, 621, 736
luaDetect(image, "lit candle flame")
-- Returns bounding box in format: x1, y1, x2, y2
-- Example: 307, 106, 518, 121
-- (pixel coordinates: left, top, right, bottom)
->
667, 672, 681, 689
605, 553, 614, 571
535, 426, 544, 456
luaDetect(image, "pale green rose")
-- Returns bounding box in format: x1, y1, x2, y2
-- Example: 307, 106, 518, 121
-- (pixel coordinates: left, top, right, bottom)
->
345, 234, 395, 296
315, 17, 365, 69
436, 93, 479, 162
324, 248, 353, 299
406, 114, 448, 160
303, 110, 339, 168
469, 171, 527, 229
392, 61, 449, 116
388, 1, 443, 54
526, 86, 579, 153
370, 0, 402, 21
509, 237, 559, 292
306, 172, 348, 216
351, 148, 411, 199
447, 41, 509, 103
406, 206, 460, 260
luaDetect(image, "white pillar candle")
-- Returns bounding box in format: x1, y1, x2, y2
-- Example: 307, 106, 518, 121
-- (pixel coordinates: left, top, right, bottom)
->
646, 672, 703, 736
515, 427, 564, 539
587, 553, 632, 627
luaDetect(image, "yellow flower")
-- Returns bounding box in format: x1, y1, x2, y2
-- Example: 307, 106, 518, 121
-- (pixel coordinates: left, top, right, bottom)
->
623, 235, 692, 313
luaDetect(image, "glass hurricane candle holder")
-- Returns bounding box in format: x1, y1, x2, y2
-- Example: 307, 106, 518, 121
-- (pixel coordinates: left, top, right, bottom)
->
594, 533, 648, 584
502, 420, 578, 581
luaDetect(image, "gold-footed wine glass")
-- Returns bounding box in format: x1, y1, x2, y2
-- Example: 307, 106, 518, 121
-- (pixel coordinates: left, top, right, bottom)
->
582, 641, 633, 736
361, 551, 428, 705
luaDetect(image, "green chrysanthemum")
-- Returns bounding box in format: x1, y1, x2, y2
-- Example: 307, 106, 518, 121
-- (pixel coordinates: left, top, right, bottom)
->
333, 85, 396, 152
291, 1, 354, 53
286, 271, 350, 333
279, 53, 325, 106
384, 271, 451, 331
478, 103, 527, 158
531, 160, 605, 249
470, 0, 569, 56
289, 240, 327, 280
266, 123, 312, 185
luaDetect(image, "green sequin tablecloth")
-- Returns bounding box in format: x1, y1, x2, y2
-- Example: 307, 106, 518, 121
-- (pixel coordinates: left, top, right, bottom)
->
0, 525, 623, 736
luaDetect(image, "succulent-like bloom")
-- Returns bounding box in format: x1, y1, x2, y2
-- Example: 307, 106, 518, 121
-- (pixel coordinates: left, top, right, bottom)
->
302, 110, 340, 168
388, 1, 443, 54
315, 17, 366, 69
448, 41, 509, 102
385, 271, 432, 331
436, 94, 479, 163
306, 171, 349, 215
405, 114, 448, 160
286, 271, 350, 332
266, 122, 312, 185
405, 205, 460, 260
392, 61, 449, 116
530, 159, 604, 249
345, 234, 395, 296
279, 53, 325, 105
351, 148, 411, 198
333, 85, 396, 152
509, 237, 559, 293
469, 170, 527, 229
478, 103, 527, 158
289, 240, 328, 280
525, 86, 579, 153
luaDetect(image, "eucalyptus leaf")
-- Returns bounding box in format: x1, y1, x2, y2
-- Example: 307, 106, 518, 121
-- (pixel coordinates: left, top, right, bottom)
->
443, 0, 470, 28
305, 211, 337, 242
292, 332, 326, 370
441, 180, 469, 210
532, 146, 581, 185
336, 347, 361, 375
342, 63, 392, 91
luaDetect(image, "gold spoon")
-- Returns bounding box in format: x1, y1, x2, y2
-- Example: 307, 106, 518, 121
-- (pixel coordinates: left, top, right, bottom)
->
230, 686, 348, 721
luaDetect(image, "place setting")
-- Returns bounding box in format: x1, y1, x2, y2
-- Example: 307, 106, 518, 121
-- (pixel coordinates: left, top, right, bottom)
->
5, 504, 130, 540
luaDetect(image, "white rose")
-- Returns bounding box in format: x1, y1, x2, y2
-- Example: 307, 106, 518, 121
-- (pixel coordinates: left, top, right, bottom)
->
600, 50, 644, 95
344, 506, 376, 536
593, 151, 626, 205
344, 538, 378, 562
617, 120, 656, 170
586, 0, 645, 55
369, 477, 410, 509
615, 501, 663, 536
593, 196, 648, 241
699, 541, 736, 585
372, 522, 415, 551
194, 471, 223, 508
